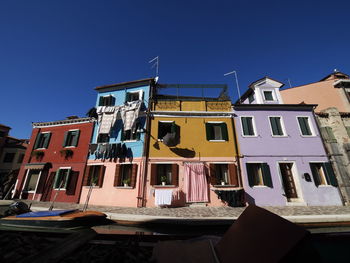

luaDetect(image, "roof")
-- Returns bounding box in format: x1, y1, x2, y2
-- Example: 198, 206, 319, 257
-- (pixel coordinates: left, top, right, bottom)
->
32, 117, 94, 128
155, 94, 229, 101
95, 78, 154, 91
319, 71, 349, 81
248, 76, 284, 89
0, 124, 11, 129
233, 104, 317, 111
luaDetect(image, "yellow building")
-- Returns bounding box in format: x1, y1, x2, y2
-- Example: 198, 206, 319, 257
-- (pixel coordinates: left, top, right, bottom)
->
145, 94, 242, 207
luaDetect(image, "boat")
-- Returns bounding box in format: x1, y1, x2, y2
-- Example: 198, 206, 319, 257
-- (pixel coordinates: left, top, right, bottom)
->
0, 209, 109, 230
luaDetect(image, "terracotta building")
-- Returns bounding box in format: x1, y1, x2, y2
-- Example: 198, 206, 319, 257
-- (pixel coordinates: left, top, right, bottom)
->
15, 117, 94, 203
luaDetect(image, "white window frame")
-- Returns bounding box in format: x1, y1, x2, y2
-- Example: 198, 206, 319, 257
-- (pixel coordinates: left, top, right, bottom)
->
99, 94, 115, 106
262, 89, 276, 102
126, 90, 143, 102
206, 121, 226, 142
309, 161, 331, 187
64, 129, 80, 148
296, 116, 316, 137
240, 116, 258, 137
268, 116, 287, 137
53, 167, 72, 190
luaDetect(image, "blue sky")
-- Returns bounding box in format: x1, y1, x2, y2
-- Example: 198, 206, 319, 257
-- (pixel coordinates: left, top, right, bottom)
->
1, 0, 349, 139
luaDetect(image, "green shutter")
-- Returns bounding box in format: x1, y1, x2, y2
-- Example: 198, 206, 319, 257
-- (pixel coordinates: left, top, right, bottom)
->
270, 117, 278, 135
242, 117, 249, 135
125, 92, 130, 103
54, 169, 60, 188
33, 133, 41, 149
320, 127, 329, 141
221, 123, 228, 141
99, 96, 104, 106
323, 162, 338, 187
326, 127, 336, 143
72, 130, 80, 146
298, 117, 311, 135
310, 163, 320, 187
63, 131, 68, 147
64, 169, 71, 189
205, 123, 213, 140
262, 163, 273, 187
43, 133, 51, 148
246, 163, 254, 187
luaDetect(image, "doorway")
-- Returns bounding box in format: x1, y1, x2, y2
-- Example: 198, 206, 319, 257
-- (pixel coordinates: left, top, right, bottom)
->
279, 163, 298, 200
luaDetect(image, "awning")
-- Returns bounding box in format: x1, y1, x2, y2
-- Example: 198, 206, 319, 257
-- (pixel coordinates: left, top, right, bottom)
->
24, 163, 49, 170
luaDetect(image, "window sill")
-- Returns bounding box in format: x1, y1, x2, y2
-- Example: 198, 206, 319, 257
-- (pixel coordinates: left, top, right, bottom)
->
208, 140, 227, 142
212, 185, 239, 188
34, 148, 47, 150
23, 190, 35, 193
115, 186, 134, 189
300, 135, 316, 138
83, 186, 101, 188
64, 146, 76, 148
53, 188, 67, 190
317, 185, 333, 188
252, 185, 269, 188
271, 135, 288, 138
153, 185, 177, 188
122, 140, 138, 142
211, 186, 243, 190
242, 135, 257, 138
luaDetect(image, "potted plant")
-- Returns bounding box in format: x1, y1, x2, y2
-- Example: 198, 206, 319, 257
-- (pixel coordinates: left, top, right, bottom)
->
123, 178, 130, 187
31, 150, 44, 160
160, 176, 167, 186
221, 180, 226, 186
60, 149, 74, 159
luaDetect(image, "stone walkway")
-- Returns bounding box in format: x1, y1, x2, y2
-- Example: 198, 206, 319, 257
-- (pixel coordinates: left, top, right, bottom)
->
23, 200, 350, 218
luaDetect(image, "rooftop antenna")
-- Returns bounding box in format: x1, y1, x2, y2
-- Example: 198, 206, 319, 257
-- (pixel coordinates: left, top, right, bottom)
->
149, 56, 159, 79
224, 70, 241, 102
285, 78, 292, 88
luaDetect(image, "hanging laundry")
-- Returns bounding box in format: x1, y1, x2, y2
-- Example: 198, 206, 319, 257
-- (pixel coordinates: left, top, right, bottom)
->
184, 162, 208, 203
89, 144, 98, 155
120, 100, 141, 131
155, 189, 173, 206
121, 143, 127, 158
214, 189, 245, 207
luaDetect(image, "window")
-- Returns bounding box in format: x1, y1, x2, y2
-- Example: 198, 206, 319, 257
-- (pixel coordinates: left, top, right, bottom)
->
263, 91, 274, 101
158, 122, 174, 140
0, 131, 6, 137
97, 134, 109, 143
246, 163, 273, 187
17, 153, 25, 163
24, 170, 41, 191
150, 163, 178, 186
241, 117, 256, 136
3, 152, 15, 163
320, 127, 337, 143
63, 130, 80, 147
53, 168, 71, 189
99, 95, 115, 106
84, 165, 105, 187
248, 93, 254, 104
310, 162, 337, 187
210, 164, 238, 186
114, 164, 138, 187
125, 90, 142, 102
205, 122, 228, 141
297, 117, 313, 136
269, 117, 286, 136
34, 132, 51, 149
121, 123, 140, 141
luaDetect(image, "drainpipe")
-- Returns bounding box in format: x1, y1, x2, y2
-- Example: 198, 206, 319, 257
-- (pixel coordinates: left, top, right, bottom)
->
137, 80, 155, 207
230, 106, 243, 190
313, 107, 347, 205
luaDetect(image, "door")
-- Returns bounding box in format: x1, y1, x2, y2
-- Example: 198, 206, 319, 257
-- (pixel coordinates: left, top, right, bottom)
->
184, 162, 208, 203
279, 163, 298, 200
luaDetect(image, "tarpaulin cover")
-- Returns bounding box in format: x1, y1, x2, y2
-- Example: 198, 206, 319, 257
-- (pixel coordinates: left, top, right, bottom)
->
16, 209, 77, 218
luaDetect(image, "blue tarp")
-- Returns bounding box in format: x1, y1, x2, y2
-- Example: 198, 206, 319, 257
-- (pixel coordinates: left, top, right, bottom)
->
16, 209, 77, 218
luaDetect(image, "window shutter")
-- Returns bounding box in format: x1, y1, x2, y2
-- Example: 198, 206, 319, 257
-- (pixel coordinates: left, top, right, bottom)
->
270, 117, 279, 135
323, 162, 338, 187
62, 131, 68, 147
43, 133, 51, 148
209, 164, 218, 185
228, 164, 238, 186
262, 163, 273, 188
346, 127, 350, 138
130, 164, 138, 188
33, 133, 41, 149
83, 166, 91, 186
125, 92, 130, 103
221, 123, 228, 141
205, 123, 213, 140
63, 169, 71, 189
246, 164, 254, 187
110, 96, 115, 106
242, 118, 249, 135
53, 169, 60, 188
98, 166, 105, 187
171, 164, 179, 186
99, 96, 104, 106
66, 171, 79, 195
114, 165, 121, 186
298, 117, 307, 135
72, 130, 80, 147
150, 164, 157, 185
320, 127, 329, 141
325, 127, 336, 143
310, 164, 320, 187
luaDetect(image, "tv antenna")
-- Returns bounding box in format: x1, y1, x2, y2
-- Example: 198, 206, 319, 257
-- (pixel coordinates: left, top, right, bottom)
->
149, 56, 159, 78
224, 70, 241, 102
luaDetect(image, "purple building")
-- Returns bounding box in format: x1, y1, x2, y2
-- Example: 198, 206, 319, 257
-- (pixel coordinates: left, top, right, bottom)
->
234, 77, 343, 206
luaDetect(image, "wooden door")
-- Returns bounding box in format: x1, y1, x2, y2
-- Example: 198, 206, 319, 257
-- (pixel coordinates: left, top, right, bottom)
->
279, 163, 298, 199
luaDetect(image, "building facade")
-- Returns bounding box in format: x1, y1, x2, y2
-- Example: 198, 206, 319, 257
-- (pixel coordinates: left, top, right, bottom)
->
145, 89, 242, 208
235, 77, 342, 206
79, 78, 155, 207
15, 117, 94, 203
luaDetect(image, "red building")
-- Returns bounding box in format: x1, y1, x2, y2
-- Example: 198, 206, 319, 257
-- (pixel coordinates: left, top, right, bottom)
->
15, 117, 94, 203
